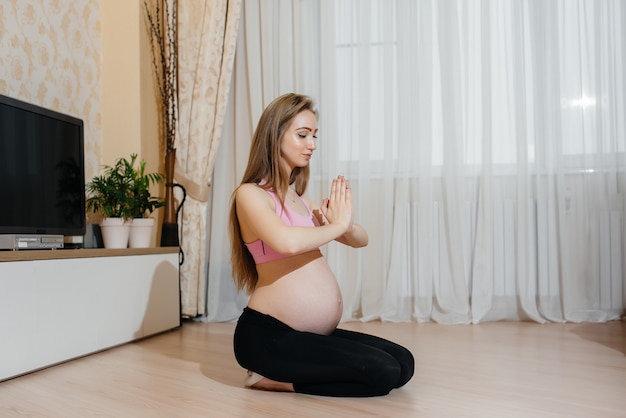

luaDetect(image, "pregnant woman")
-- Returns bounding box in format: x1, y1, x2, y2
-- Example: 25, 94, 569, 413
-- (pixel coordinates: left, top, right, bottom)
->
229, 93, 414, 397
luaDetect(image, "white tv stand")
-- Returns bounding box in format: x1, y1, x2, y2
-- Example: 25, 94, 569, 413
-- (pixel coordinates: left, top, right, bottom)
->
0, 247, 181, 382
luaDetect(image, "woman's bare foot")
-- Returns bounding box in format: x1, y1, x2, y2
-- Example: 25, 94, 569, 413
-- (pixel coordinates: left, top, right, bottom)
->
250, 377, 294, 392
245, 371, 294, 392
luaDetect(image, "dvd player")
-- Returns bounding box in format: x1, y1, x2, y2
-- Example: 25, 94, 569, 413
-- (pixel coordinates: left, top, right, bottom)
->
0, 234, 64, 250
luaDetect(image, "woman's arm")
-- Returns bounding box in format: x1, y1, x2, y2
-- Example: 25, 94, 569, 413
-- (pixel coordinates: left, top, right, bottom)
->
335, 223, 368, 248
235, 182, 352, 255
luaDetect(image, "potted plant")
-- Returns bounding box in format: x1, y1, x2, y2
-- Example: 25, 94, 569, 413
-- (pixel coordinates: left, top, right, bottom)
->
86, 154, 164, 248
86, 156, 134, 248
127, 155, 165, 248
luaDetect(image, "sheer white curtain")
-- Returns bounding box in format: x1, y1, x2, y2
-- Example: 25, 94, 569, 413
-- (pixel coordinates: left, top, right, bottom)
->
204, 0, 625, 324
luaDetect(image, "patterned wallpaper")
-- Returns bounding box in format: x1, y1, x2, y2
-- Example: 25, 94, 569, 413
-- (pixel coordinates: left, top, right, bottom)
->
0, 0, 101, 179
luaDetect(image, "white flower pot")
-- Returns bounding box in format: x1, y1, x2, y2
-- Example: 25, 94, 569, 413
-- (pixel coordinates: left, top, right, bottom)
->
99, 218, 130, 249
129, 218, 156, 248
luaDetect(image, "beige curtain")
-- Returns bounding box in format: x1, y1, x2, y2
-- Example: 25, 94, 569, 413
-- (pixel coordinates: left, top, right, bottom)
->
175, 0, 241, 317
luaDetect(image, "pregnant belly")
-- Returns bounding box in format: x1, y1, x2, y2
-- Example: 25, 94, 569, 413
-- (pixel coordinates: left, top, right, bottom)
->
248, 256, 343, 335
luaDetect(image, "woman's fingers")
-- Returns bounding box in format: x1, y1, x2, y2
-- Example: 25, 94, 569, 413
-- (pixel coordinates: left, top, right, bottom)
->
335, 176, 352, 225
320, 198, 329, 215
331, 176, 348, 202
329, 178, 338, 201
324, 176, 353, 227
330, 176, 351, 203
340, 177, 347, 200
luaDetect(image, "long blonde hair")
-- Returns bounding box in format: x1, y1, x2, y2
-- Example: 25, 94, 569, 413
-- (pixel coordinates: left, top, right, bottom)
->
229, 93, 318, 294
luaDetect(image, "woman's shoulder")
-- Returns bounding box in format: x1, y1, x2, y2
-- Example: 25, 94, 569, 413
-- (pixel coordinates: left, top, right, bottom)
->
236, 182, 261, 193
236, 183, 275, 206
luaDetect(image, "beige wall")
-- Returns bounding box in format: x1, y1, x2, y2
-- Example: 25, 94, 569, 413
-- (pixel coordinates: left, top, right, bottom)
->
0, 0, 102, 179
102, 1, 141, 166
0, 0, 161, 184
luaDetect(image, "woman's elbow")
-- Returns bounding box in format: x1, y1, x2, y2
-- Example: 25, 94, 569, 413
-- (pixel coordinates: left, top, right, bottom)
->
353, 237, 368, 248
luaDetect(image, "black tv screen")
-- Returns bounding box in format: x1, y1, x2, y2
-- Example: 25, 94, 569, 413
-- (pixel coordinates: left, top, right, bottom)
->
0, 94, 86, 236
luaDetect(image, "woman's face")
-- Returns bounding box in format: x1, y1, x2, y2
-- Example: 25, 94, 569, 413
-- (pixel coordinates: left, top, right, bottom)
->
279, 110, 318, 172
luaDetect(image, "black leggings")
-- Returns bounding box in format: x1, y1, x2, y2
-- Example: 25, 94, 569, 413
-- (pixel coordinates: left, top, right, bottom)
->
233, 307, 414, 397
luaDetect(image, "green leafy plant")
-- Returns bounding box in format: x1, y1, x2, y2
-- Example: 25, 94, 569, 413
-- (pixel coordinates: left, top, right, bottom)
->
86, 154, 165, 220
128, 156, 166, 218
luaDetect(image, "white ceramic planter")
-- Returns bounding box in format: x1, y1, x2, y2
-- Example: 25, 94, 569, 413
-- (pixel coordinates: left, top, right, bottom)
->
129, 218, 156, 248
99, 218, 130, 249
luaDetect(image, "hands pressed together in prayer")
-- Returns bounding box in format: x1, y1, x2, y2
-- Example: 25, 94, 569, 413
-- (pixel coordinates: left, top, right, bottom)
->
320, 175, 355, 233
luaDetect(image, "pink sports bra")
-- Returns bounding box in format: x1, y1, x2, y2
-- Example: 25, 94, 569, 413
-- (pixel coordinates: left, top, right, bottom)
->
245, 187, 320, 264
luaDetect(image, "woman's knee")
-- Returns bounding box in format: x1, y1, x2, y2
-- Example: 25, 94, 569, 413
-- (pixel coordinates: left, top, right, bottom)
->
367, 359, 403, 396
395, 346, 415, 387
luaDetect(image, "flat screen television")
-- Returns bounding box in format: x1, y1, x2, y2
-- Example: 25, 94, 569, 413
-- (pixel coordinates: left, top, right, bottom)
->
0, 94, 86, 247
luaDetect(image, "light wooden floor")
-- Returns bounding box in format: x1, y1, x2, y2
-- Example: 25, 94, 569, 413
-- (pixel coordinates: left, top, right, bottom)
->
1, 319, 625, 417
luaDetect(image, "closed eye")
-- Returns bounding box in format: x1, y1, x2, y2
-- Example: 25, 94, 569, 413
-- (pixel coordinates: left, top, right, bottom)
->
297, 132, 319, 141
